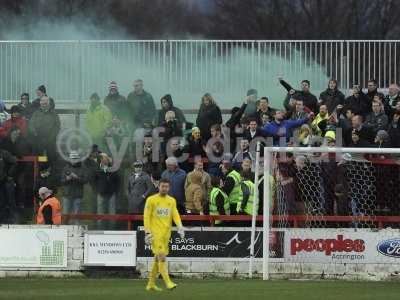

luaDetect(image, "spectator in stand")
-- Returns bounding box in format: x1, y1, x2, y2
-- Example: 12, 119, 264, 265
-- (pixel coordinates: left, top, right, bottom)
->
344, 85, 370, 117
196, 93, 222, 140
261, 112, 271, 126
185, 127, 206, 162
286, 99, 310, 120
94, 153, 120, 229
256, 97, 276, 125
319, 79, 345, 114
297, 124, 314, 147
240, 158, 254, 180
18, 93, 34, 120
127, 79, 156, 129
220, 159, 242, 215
161, 111, 183, 154
279, 78, 318, 113
103, 81, 127, 119
127, 160, 153, 214
232, 138, 254, 171
185, 158, 211, 211
226, 97, 251, 151
209, 176, 230, 226
142, 134, 163, 175
85, 92, 112, 150
161, 157, 186, 214
156, 94, 186, 128
384, 83, 400, 115
388, 106, 400, 147
167, 137, 190, 172
244, 89, 258, 117
365, 101, 388, 135
36, 187, 61, 225
34, 163, 59, 202
311, 104, 329, 136
374, 130, 391, 148
0, 149, 17, 224
17, 93, 34, 120
0, 99, 10, 126
337, 107, 355, 146
29, 96, 60, 164
0, 106, 27, 141
351, 115, 375, 144
243, 118, 267, 141
263, 110, 310, 145
349, 130, 372, 147
185, 170, 204, 215
31, 85, 55, 112
365, 79, 384, 106
205, 124, 225, 176
60, 151, 88, 222
105, 115, 130, 153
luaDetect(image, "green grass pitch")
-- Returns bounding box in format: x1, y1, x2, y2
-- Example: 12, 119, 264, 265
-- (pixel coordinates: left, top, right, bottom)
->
0, 278, 399, 300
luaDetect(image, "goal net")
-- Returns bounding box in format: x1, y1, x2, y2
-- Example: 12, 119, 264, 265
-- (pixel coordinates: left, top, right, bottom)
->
259, 146, 400, 280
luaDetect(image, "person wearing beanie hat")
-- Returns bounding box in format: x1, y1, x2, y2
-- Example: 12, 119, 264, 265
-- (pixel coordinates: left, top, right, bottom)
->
31, 84, 55, 112
104, 80, 129, 123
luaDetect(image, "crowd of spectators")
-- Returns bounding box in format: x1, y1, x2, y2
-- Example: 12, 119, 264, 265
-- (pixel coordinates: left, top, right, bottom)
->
1, 77, 400, 227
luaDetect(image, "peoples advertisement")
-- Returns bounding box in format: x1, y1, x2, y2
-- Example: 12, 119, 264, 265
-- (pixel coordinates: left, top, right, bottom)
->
137, 228, 284, 261
284, 228, 400, 264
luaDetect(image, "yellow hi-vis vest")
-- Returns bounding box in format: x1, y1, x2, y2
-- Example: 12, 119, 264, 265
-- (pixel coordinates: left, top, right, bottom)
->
209, 187, 230, 225
242, 180, 257, 216
227, 170, 243, 205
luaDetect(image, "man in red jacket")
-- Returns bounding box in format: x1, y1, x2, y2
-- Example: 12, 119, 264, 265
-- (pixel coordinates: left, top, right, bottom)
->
0, 105, 27, 139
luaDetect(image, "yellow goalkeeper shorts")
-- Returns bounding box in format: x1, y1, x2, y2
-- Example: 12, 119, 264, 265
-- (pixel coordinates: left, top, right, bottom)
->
152, 237, 169, 256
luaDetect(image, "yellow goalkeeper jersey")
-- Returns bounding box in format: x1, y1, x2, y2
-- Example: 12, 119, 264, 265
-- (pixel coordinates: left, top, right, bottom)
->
143, 193, 182, 239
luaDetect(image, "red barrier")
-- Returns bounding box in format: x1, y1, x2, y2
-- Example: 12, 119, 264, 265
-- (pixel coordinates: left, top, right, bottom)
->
62, 214, 400, 230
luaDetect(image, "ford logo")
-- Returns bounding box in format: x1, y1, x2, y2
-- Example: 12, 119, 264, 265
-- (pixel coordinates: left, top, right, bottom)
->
377, 239, 400, 258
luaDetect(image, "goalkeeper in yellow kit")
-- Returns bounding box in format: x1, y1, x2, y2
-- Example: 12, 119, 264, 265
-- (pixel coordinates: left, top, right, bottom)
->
143, 178, 185, 291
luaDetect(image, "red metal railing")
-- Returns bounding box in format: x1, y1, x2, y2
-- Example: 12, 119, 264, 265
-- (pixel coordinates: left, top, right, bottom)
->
62, 214, 400, 230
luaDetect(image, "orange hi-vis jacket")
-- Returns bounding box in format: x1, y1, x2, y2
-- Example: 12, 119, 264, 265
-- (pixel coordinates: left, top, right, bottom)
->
36, 196, 62, 225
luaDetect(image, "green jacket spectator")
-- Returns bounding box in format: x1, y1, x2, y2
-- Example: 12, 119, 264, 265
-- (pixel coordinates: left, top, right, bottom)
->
127, 79, 156, 128
86, 93, 112, 148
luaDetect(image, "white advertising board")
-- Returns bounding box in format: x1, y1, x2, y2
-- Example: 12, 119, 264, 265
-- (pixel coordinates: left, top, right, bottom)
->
284, 228, 400, 264
0, 228, 67, 268
84, 231, 136, 266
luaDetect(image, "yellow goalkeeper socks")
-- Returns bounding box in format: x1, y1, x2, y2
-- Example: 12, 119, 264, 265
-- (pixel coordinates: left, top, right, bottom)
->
148, 260, 159, 284
158, 261, 176, 289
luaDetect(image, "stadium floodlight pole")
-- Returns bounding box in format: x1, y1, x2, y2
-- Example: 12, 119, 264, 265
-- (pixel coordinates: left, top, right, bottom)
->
262, 146, 271, 280
248, 142, 260, 278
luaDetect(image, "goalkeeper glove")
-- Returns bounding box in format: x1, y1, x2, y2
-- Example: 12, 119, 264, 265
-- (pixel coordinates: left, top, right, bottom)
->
177, 227, 185, 239
144, 232, 153, 246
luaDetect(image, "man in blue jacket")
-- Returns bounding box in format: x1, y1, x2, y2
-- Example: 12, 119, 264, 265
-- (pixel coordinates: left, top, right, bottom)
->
263, 110, 311, 145
161, 157, 187, 214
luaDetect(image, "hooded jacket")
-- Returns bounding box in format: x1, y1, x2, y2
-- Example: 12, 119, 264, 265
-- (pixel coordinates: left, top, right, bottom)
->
85, 100, 112, 140
157, 94, 186, 126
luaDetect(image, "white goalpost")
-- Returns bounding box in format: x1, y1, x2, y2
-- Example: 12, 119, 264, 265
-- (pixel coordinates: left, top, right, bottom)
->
248, 146, 400, 280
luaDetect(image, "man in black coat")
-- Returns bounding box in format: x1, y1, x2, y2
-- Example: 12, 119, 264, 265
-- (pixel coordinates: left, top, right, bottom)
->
319, 79, 345, 114
279, 77, 318, 113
